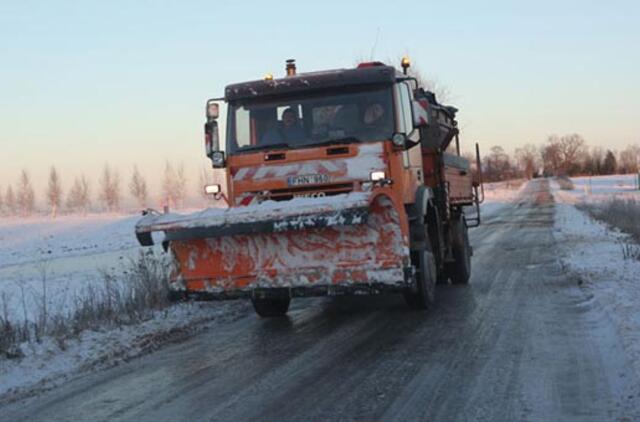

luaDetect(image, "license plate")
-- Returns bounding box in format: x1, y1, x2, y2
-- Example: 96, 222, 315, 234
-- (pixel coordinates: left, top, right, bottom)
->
287, 173, 330, 186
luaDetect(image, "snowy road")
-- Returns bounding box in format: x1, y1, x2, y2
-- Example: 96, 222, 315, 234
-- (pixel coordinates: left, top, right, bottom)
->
2, 179, 640, 421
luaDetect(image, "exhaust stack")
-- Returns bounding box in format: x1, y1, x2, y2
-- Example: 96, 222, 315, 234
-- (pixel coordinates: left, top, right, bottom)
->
285, 59, 296, 76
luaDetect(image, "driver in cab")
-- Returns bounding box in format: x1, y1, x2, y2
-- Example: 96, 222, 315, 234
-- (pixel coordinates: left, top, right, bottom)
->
261, 108, 306, 146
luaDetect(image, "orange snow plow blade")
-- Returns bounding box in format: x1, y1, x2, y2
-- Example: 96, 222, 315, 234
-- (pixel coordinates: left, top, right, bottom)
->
135, 192, 411, 298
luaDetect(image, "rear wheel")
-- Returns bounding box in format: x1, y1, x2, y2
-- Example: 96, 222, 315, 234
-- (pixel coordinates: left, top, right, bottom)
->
251, 297, 291, 317
404, 242, 437, 310
446, 216, 471, 285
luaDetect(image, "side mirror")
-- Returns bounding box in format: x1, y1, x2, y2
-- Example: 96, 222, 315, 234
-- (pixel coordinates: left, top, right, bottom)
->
204, 99, 225, 168
412, 99, 429, 128
204, 121, 219, 156
204, 121, 225, 168
206, 100, 219, 121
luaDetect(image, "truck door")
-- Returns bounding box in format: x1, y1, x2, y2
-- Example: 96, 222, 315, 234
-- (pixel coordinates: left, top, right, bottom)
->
396, 82, 424, 202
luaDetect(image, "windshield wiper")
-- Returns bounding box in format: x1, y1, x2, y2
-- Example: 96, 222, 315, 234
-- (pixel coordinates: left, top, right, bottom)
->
237, 143, 291, 153
310, 137, 361, 147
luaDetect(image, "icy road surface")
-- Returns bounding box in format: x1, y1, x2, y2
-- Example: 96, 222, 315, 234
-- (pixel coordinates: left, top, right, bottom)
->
2, 179, 640, 421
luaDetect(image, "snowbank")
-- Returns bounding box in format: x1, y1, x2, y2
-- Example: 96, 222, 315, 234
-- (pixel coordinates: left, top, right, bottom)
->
0, 301, 249, 404
552, 180, 640, 381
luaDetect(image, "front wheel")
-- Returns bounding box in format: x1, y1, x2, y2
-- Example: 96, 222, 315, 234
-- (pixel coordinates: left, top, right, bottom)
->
251, 297, 291, 317
404, 246, 437, 310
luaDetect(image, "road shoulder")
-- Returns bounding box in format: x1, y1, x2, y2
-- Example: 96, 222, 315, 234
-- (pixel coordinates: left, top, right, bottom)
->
552, 181, 640, 383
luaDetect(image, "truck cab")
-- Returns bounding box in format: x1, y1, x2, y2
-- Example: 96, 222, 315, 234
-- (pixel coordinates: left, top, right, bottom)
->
206, 61, 426, 208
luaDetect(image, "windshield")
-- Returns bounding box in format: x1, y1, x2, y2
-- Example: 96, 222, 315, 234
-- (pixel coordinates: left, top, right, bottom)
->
226, 86, 394, 155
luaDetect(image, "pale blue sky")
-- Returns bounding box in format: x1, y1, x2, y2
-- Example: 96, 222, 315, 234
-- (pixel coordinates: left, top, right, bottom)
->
1, 0, 639, 193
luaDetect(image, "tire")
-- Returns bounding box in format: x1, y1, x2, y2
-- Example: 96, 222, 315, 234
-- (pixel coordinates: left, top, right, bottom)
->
167, 289, 187, 303
446, 216, 471, 285
404, 242, 437, 310
251, 297, 291, 317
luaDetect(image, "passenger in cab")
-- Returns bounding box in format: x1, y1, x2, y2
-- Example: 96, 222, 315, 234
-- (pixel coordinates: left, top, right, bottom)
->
261, 108, 306, 145
359, 102, 389, 139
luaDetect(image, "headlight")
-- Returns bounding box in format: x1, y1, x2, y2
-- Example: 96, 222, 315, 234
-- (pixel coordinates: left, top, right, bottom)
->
370, 171, 386, 181
204, 184, 221, 195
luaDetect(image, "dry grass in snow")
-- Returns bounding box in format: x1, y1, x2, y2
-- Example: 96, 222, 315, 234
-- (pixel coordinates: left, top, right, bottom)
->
0, 251, 172, 360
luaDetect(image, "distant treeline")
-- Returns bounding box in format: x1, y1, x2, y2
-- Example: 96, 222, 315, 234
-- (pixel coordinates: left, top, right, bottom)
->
466, 134, 640, 183
0, 162, 214, 218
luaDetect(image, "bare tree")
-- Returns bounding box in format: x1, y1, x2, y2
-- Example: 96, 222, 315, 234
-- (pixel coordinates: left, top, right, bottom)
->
541, 134, 586, 176
46, 166, 63, 218
129, 166, 148, 209
557, 134, 587, 175
541, 136, 562, 176
5, 185, 16, 216
99, 165, 121, 212
619, 144, 640, 173
16, 169, 35, 216
515, 144, 539, 179
67, 175, 91, 215
483, 146, 514, 182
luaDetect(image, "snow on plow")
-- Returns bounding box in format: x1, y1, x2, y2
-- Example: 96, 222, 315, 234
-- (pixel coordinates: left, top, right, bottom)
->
135, 191, 411, 298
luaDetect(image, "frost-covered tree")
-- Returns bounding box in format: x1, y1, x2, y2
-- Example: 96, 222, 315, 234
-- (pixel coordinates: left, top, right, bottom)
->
129, 166, 148, 208
16, 169, 35, 216
67, 175, 91, 215
162, 161, 188, 209
175, 163, 187, 208
46, 166, 63, 218
162, 161, 176, 208
5, 185, 16, 216
99, 165, 120, 212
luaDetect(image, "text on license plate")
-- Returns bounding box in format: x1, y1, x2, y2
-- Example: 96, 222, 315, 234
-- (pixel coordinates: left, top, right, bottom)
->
287, 174, 330, 186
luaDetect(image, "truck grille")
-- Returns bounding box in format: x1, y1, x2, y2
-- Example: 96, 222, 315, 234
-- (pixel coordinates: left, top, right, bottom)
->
265, 183, 354, 201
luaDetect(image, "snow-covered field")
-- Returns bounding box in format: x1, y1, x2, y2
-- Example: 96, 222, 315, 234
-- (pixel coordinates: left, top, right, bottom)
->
0, 213, 247, 403
555, 174, 640, 204
552, 174, 640, 381
0, 214, 143, 323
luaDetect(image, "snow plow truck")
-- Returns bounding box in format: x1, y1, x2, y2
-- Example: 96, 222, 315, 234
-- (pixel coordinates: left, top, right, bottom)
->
135, 58, 483, 317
